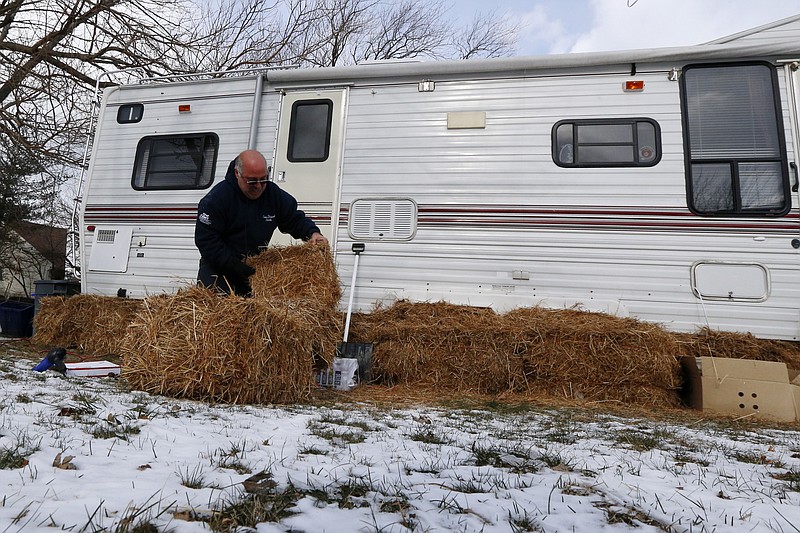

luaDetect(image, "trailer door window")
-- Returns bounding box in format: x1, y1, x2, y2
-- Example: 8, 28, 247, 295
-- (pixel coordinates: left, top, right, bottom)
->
287, 99, 333, 162
131, 133, 218, 190
552, 119, 660, 167
681, 63, 789, 216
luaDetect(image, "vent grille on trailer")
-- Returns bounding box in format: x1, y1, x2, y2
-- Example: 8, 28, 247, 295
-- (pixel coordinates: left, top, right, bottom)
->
96, 229, 116, 243
349, 198, 417, 241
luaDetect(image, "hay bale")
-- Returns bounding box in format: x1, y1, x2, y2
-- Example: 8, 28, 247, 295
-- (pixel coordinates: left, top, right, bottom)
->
247, 243, 341, 308
676, 328, 800, 370
501, 307, 682, 406
33, 294, 143, 355
351, 301, 683, 406
353, 301, 513, 394
121, 286, 341, 404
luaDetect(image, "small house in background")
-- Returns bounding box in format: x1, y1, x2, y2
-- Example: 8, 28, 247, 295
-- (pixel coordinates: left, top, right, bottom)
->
0, 221, 67, 299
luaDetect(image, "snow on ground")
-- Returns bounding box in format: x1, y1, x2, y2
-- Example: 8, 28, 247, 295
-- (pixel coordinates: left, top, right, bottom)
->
1, 349, 799, 532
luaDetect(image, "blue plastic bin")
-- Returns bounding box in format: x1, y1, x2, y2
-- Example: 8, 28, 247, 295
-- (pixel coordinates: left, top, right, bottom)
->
0, 300, 34, 337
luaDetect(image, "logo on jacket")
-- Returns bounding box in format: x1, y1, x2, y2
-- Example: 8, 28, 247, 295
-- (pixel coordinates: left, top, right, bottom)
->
263, 214, 275, 222
199, 212, 211, 225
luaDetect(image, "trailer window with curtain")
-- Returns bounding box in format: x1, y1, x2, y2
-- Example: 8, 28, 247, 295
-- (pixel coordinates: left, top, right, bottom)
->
552, 118, 661, 167
681, 62, 789, 216
131, 133, 218, 190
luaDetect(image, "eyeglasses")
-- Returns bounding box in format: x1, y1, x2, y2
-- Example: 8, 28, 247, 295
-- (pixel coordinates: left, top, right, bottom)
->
244, 178, 269, 185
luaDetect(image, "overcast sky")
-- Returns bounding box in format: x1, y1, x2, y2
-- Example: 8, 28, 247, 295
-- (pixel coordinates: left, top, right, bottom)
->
449, 0, 800, 56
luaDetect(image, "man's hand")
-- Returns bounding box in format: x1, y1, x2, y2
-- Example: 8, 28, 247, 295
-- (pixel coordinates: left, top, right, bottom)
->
308, 232, 328, 245
230, 260, 256, 279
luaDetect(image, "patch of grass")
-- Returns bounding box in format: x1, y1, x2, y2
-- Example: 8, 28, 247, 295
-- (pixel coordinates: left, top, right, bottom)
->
508, 505, 542, 533
407, 426, 449, 445
307, 421, 366, 445
297, 445, 328, 456
379, 496, 417, 530
72, 392, 102, 412
0, 447, 30, 469
772, 469, 800, 492
335, 479, 372, 509
114, 495, 175, 533
216, 457, 251, 475
535, 413, 596, 445
15, 393, 32, 403
315, 412, 372, 432
593, 501, 664, 529
210, 485, 301, 530
471, 441, 537, 473
538, 448, 574, 472
449, 475, 487, 494
471, 441, 503, 467
0, 430, 41, 470
614, 429, 666, 451
177, 464, 207, 489
731, 450, 784, 468
90, 422, 141, 440
126, 397, 160, 421
208, 439, 255, 475
379, 497, 410, 514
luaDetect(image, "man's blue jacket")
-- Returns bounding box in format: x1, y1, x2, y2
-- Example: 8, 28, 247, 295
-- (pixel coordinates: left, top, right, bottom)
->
194, 159, 320, 293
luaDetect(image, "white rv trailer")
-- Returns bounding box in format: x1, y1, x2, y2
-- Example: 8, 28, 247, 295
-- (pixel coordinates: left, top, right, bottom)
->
80, 16, 800, 340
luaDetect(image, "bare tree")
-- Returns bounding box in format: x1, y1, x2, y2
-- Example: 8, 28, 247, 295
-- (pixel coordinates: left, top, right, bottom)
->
298, 0, 518, 67
0, 0, 206, 167
354, 0, 449, 62
450, 10, 519, 60
182, 0, 324, 72
298, 0, 378, 67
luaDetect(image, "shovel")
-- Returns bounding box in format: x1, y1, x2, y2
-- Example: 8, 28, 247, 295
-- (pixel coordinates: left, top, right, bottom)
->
337, 242, 373, 383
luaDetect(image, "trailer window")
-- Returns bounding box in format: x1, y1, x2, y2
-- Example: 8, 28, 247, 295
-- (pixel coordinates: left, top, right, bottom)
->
287, 99, 333, 162
552, 119, 660, 167
131, 133, 218, 190
681, 63, 789, 216
117, 104, 144, 124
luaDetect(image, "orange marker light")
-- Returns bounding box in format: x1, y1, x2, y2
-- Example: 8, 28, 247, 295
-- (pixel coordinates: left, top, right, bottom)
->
624, 80, 645, 91
178, 104, 191, 113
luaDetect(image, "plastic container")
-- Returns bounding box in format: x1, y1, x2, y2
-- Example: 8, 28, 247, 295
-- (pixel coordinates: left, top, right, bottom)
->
33, 279, 81, 315
0, 300, 34, 337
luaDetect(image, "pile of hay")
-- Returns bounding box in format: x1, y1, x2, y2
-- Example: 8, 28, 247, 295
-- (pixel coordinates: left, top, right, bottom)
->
247, 244, 341, 308
501, 307, 682, 406
33, 294, 143, 355
121, 286, 341, 404
121, 243, 342, 404
355, 302, 512, 393
31, 241, 800, 410
676, 328, 800, 370
351, 301, 683, 407
30, 244, 343, 405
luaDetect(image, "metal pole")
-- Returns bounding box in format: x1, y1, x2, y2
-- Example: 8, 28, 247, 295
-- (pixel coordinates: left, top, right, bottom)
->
343, 252, 360, 343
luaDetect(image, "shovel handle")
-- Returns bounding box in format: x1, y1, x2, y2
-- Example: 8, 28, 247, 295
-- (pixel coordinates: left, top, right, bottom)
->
343, 253, 360, 343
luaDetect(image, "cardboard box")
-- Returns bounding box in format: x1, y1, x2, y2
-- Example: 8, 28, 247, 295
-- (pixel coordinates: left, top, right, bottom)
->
681, 356, 800, 422
65, 361, 121, 378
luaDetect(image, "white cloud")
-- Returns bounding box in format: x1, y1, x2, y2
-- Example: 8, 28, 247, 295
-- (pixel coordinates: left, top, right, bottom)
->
516, 5, 575, 54
570, 0, 800, 53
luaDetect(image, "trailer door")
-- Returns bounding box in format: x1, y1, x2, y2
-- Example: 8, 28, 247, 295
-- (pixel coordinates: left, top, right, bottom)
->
269, 89, 346, 246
